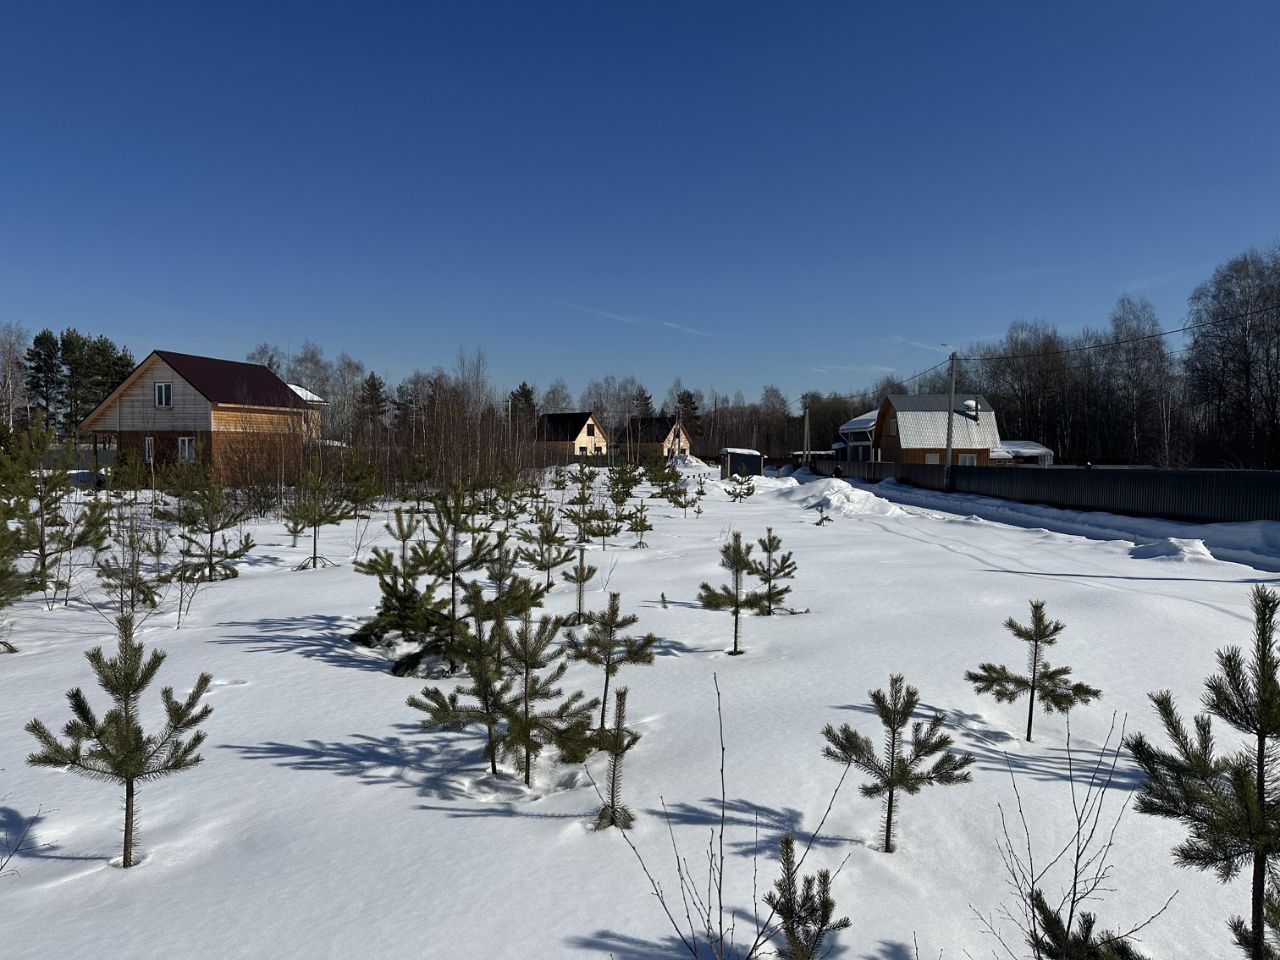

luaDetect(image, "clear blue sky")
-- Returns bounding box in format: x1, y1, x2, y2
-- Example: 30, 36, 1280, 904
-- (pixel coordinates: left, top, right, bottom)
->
3, 1, 1278, 401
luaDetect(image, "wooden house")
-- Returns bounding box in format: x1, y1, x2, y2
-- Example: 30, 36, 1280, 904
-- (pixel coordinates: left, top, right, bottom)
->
872, 394, 1001, 466
534, 412, 608, 460
81, 350, 320, 484
622, 416, 692, 461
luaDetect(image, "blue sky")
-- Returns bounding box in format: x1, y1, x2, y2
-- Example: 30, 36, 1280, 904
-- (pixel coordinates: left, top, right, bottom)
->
2, 1, 1278, 401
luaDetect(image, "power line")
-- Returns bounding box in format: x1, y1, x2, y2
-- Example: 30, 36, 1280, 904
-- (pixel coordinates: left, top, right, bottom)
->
964, 303, 1275, 364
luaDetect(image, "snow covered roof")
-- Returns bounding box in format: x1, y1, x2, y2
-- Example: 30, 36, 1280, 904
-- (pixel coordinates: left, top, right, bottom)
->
288, 383, 328, 405
998, 440, 1053, 457
887, 394, 1001, 450
838, 409, 878, 435
721, 448, 761, 456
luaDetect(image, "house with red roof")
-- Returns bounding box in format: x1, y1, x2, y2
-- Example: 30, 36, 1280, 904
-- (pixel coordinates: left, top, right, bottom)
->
81, 350, 322, 484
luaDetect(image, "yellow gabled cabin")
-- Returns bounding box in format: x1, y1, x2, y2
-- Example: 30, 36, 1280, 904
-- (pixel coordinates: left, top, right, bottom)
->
81, 350, 321, 485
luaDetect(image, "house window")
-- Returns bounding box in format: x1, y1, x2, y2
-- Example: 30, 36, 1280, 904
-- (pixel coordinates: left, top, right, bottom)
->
586, 423, 595, 437
958, 453, 978, 467
924, 453, 940, 465
178, 436, 196, 463
155, 382, 172, 408
579, 446, 588, 455
144, 437, 154, 464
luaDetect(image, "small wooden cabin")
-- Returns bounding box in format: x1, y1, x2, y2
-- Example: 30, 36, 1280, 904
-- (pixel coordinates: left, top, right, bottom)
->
720, 448, 763, 479
624, 416, 692, 461
872, 394, 1001, 466
534, 412, 609, 460
81, 350, 319, 484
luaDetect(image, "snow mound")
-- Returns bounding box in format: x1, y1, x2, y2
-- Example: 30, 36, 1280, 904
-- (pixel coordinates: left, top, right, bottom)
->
1129, 538, 1215, 562
775, 477, 904, 517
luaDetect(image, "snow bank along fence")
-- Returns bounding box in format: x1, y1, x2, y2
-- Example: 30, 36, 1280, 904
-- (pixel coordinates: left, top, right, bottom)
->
812, 459, 1280, 524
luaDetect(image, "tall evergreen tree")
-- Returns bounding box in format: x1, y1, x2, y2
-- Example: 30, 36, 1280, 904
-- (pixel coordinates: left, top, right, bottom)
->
752, 527, 796, 615
0, 504, 26, 653
698, 532, 767, 655
764, 834, 852, 960
593, 686, 640, 830
561, 545, 598, 627
508, 382, 537, 422
821, 674, 974, 853
23, 330, 63, 425
25, 614, 212, 868
966, 600, 1102, 742
501, 612, 597, 785
1125, 586, 1280, 960
566, 591, 656, 731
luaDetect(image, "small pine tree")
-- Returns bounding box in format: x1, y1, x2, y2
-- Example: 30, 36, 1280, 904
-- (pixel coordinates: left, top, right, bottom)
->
698, 532, 767, 655
727, 474, 755, 502
752, 527, 796, 615
1125, 586, 1280, 960
966, 600, 1102, 742
424, 484, 500, 673
583, 504, 622, 549
561, 545, 598, 627
1028, 889, 1153, 960
95, 505, 165, 618
159, 471, 253, 581
25, 614, 212, 867
0, 508, 27, 653
593, 686, 640, 830
668, 487, 699, 518
407, 585, 512, 774
813, 505, 832, 526
284, 470, 348, 570
501, 612, 597, 785
517, 515, 576, 589
821, 673, 974, 853
566, 592, 657, 731
627, 501, 653, 548
764, 834, 852, 959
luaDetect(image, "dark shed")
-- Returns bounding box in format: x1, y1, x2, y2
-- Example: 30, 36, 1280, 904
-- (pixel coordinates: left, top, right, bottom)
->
720, 448, 763, 479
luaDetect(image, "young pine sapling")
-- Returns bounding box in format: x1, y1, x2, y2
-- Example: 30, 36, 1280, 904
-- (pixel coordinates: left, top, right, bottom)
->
566, 591, 657, 731
752, 527, 797, 616
593, 686, 640, 830
698, 532, 767, 655
821, 673, 974, 853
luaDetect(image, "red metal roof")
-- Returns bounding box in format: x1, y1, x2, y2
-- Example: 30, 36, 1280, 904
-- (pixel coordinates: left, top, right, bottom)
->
153, 350, 308, 409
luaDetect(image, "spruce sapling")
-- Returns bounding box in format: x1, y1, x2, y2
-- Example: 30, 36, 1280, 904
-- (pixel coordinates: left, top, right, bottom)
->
966, 599, 1101, 742
697, 532, 767, 655
561, 545, 597, 627
566, 591, 657, 731
593, 686, 640, 830
25, 614, 212, 868
501, 612, 597, 785
764, 834, 851, 959
1124, 586, 1280, 960
821, 673, 974, 853
752, 527, 796, 615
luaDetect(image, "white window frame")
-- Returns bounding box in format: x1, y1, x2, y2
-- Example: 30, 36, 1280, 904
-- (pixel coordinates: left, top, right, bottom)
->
924, 452, 940, 465
958, 453, 978, 467
178, 436, 196, 464
154, 382, 173, 408
144, 436, 155, 464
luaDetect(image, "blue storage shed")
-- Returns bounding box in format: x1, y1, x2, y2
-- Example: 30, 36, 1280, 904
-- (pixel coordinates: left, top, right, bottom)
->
720, 448, 763, 479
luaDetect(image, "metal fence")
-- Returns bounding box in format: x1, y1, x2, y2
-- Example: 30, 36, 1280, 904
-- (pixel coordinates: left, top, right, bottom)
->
811, 459, 1280, 524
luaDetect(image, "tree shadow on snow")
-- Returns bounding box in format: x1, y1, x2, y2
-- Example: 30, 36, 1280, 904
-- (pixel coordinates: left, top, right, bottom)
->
832, 701, 1142, 791
564, 930, 725, 959
649, 635, 722, 657
213, 615, 388, 674
221, 723, 484, 803
866, 941, 916, 960
0, 805, 97, 865
648, 796, 858, 858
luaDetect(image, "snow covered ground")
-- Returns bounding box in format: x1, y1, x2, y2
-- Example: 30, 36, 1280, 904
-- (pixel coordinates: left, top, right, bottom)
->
2, 468, 1273, 958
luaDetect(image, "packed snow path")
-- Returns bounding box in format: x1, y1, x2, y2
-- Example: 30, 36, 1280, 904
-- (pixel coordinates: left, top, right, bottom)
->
2, 470, 1273, 958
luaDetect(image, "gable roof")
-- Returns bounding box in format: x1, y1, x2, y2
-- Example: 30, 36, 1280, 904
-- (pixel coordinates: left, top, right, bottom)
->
154, 351, 308, 408
883, 394, 1001, 450
626, 415, 680, 443
536, 411, 600, 442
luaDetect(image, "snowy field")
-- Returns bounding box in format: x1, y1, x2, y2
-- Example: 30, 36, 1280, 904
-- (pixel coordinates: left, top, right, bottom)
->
2, 466, 1271, 959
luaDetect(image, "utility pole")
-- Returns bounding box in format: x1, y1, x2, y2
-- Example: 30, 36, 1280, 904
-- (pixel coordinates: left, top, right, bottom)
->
943, 350, 958, 492
803, 397, 811, 467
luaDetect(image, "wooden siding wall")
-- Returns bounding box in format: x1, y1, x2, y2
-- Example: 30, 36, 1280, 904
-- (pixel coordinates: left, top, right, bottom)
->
569, 417, 607, 455
86, 355, 211, 432
210, 404, 310, 434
